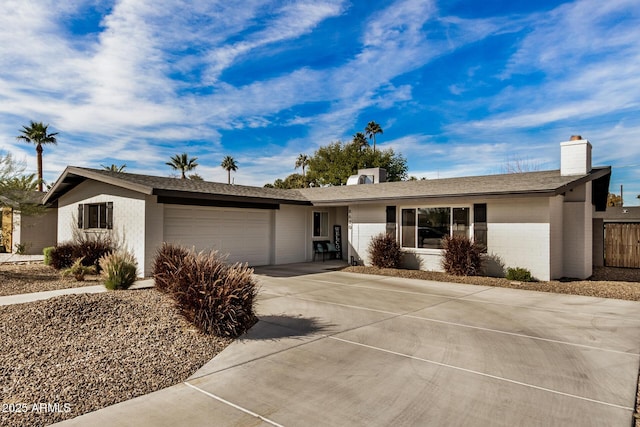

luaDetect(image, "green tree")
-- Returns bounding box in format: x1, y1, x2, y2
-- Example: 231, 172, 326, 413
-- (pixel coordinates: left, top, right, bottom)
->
16, 121, 58, 191
166, 153, 198, 179
265, 173, 307, 189
295, 154, 310, 176
188, 173, 204, 181
221, 156, 238, 184
0, 152, 44, 215
306, 141, 407, 186
364, 121, 383, 152
101, 163, 127, 172
352, 132, 368, 151
607, 193, 623, 207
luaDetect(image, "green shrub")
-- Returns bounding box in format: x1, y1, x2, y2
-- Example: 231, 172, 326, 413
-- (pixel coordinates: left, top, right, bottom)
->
61, 258, 96, 281
152, 243, 190, 293
368, 233, 402, 268
43, 246, 55, 265
153, 244, 258, 337
99, 250, 138, 290
441, 235, 484, 276
506, 267, 533, 282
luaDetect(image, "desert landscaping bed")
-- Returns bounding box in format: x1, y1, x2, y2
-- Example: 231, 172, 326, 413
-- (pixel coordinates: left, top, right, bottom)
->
0, 263, 99, 297
0, 289, 231, 427
343, 265, 640, 301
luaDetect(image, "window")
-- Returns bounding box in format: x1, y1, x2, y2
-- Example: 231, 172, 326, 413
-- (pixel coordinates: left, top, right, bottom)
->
78, 202, 113, 230
401, 207, 470, 249
313, 211, 329, 237
473, 203, 487, 252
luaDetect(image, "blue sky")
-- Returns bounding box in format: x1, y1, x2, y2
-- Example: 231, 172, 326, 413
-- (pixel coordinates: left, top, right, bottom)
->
1, 0, 638, 204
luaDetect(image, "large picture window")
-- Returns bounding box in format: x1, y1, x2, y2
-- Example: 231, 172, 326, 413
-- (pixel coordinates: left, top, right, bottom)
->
78, 202, 113, 230
401, 207, 469, 249
313, 211, 329, 238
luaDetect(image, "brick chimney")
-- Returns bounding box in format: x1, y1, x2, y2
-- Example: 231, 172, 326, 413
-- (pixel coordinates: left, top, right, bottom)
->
561, 136, 592, 176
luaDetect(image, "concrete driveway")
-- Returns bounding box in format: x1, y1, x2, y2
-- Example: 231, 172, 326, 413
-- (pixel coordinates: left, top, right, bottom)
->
59, 263, 640, 426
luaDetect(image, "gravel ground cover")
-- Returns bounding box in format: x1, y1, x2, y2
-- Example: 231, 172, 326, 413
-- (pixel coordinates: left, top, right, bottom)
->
343, 265, 640, 301
0, 290, 231, 427
0, 263, 99, 296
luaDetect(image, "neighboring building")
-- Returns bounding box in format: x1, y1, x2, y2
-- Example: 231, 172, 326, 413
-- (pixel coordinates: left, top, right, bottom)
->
0, 195, 57, 254
43, 137, 610, 280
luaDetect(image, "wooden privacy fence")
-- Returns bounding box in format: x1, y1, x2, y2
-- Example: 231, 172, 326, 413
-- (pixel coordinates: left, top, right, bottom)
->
605, 223, 640, 268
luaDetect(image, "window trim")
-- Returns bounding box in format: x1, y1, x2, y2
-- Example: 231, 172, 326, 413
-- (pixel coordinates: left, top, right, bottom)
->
78, 202, 113, 230
399, 205, 471, 251
312, 211, 329, 238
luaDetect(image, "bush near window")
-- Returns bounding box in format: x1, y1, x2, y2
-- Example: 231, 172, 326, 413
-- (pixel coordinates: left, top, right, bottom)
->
368, 233, 402, 268
152, 244, 258, 338
441, 235, 484, 276
152, 242, 191, 293
99, 250, 138, 290
506, 267, 533, 282
48, 233, 115, 271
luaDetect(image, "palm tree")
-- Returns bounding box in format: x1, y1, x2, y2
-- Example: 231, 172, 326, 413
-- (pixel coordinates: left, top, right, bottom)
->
221, 156, 238, 184
16, 121, 58, 191
352, 132, 369, 151
101, 163, 127, 172
364, 121, 383, 152
166, 153, 198, 179
295, 153, 310, 176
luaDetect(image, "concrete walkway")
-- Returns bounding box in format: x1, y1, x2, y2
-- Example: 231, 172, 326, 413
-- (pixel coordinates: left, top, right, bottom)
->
0, 253, 44, 263
0, 279, 155, 306
52, 264, 640, 426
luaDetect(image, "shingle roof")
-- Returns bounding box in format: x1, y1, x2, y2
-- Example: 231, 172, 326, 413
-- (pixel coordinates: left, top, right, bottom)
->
44, 167, 309, 206
43, 166, 611, 208
296, 167, 611, 205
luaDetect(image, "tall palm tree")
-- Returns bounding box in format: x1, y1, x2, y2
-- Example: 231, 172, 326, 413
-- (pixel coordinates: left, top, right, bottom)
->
364, 121, 383, 153
166, 153, 198, 179
16, 121, 58, 191
352, 132, 369, 151
221, 155, 238, 184
295, 153, 310, 176
101, 163, 127, 172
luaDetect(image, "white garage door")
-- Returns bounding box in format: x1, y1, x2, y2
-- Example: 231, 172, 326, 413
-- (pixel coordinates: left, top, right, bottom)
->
164, 205, 272, 266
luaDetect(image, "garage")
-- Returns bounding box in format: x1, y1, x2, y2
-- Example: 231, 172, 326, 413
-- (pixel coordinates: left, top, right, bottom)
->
163, 205, 273, 266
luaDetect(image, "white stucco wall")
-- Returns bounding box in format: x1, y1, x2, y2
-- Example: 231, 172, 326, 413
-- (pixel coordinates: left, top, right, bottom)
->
549, 195, 564, 279
57, 181, 147, 277
562, 182, 592, 278
487, 198, 551, 281
275, 205, 309, 264
348, 204, 386, 265
144, 196, 164, 277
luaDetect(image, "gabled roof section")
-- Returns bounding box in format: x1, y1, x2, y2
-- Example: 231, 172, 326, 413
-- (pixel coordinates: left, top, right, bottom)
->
43, 167, 311, 208
296, 167, 612, 206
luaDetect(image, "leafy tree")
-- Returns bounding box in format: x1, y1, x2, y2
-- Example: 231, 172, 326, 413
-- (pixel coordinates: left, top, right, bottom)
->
102, 163, 127, 172
221, 155, 237, 184
166, 153, 198, 179
352, 132, 368, 151
265, 173, 308, 189
305, 140, 407, 186
364, 121, 383, 152
188, 173, 204, 181
295, 154, 310, 177
0, 152, 45, 216
16, 121, 58, 191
